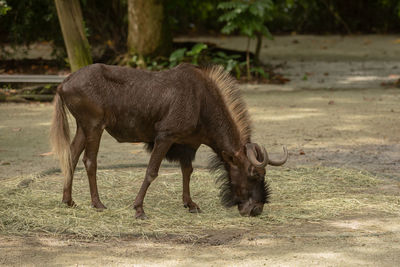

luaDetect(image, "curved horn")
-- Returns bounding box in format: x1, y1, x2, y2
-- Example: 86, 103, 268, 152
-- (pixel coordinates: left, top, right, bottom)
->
246, 143, 268, 168
267, 146, 288, 166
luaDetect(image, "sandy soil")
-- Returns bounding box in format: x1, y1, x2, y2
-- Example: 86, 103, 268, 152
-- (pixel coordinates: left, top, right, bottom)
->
1, 35, 400, 266
1, 216, 400, 266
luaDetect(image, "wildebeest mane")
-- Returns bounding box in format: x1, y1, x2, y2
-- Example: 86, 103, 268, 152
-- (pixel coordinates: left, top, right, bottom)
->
209, 154, 238, 207
204, 65, 252, 144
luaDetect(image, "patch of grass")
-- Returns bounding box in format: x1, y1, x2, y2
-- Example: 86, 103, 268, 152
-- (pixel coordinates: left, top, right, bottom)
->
0, 167, 398, 240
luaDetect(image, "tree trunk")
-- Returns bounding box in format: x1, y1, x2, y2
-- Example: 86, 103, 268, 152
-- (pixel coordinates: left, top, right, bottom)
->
55, 0, 92, 72
254, 32, 263, 66
246, 37, 251, 81
127, 0, 172, 58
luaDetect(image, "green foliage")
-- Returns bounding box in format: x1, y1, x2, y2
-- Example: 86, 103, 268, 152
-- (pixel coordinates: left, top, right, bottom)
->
169, 43, 208, 67
211, 52, 243, 78
0, 0, 11, 16
271, 0, 400, 34
129, 43, 272, 82
185, 43, 208, 65
165, 0, 223, 34
250, 66, 269, 79
0, 0, 62, 45
129, 43, 208, 70
217, 0, 273, 39
1, 0, 400, 51
169, 48, 187, 67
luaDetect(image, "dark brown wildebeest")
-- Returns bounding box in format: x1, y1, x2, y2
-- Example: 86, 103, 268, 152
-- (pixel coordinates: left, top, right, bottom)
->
50, 63, 287, 219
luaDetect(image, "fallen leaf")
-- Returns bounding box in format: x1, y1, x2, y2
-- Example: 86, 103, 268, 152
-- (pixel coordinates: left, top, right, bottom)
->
40, 151, 54, 157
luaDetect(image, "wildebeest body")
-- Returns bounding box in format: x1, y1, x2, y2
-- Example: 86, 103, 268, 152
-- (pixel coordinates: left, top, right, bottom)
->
51, 63, 288, 218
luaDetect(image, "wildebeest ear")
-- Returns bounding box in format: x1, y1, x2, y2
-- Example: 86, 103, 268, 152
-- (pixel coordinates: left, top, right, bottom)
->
221, 151, 239, 166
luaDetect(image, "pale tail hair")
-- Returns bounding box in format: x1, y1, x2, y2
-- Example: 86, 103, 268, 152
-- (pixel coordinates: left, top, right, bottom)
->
50, 92, 72, 179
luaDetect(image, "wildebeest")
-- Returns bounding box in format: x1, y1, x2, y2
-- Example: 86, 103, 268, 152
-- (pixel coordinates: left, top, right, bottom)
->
50, 63, 287, 219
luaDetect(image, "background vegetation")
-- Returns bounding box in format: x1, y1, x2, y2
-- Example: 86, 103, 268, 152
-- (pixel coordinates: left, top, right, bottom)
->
1, 0, 400, 47
1, 0, 400, 79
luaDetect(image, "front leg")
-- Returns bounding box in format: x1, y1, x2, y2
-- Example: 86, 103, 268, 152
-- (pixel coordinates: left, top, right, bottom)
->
181, 160, 201, 213
133, 138, 173, 219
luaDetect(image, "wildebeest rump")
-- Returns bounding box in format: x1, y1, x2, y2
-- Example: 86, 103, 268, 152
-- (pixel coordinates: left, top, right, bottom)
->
50, 63, 288, 218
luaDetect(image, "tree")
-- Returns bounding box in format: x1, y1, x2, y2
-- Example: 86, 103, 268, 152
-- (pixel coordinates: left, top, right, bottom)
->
127, 0, 172, 63
55, 0, 92, 72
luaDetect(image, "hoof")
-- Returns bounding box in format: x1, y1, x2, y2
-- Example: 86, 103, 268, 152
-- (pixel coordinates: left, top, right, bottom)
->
135, 212, 148, 220
92, 201, 107, 210
62, 199, 76, 207
189, 207, 202, 213
184, 202, 201, 213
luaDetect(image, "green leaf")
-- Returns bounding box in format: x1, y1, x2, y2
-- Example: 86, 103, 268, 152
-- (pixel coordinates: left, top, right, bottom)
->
226, 59, 239, 72
249, 3, 264, 17
251, 67, 269, 79
186, 43, 208, 56
216, 51, 228, 59
261, 25, 273, 40
169, 48, 187, 67
221, 22, 238, 34
218, 11, 239, 22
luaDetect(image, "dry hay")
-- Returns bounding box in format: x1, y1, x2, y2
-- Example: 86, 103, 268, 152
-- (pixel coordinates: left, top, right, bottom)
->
0, 166, 399, 240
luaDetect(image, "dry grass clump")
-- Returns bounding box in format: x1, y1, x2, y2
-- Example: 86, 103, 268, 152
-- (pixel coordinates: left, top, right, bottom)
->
0, 166, 398, 240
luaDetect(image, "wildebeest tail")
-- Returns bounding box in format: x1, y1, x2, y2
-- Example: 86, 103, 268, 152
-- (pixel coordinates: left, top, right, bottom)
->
50, 89, 72, 178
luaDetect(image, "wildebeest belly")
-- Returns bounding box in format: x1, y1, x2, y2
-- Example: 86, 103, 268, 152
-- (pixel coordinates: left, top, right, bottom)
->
105, 117, 156, 143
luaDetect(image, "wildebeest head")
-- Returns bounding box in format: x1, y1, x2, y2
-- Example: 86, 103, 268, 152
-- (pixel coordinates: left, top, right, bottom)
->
216, 144, 288, 217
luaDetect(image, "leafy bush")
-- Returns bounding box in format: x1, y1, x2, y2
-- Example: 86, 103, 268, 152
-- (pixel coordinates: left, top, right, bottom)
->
218, 0, 273, 38
129, 42, 274, 83
218, 0, 274, 78
211, 52, 243, 78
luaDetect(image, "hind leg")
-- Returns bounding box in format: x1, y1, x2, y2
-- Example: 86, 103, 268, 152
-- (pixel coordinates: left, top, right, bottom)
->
62, 124, 85, 206
82, 126, 106, 209
181, 160, 201, 213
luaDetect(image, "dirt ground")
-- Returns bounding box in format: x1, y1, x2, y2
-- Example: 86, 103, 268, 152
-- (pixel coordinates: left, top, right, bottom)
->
1, 35, 400, 266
